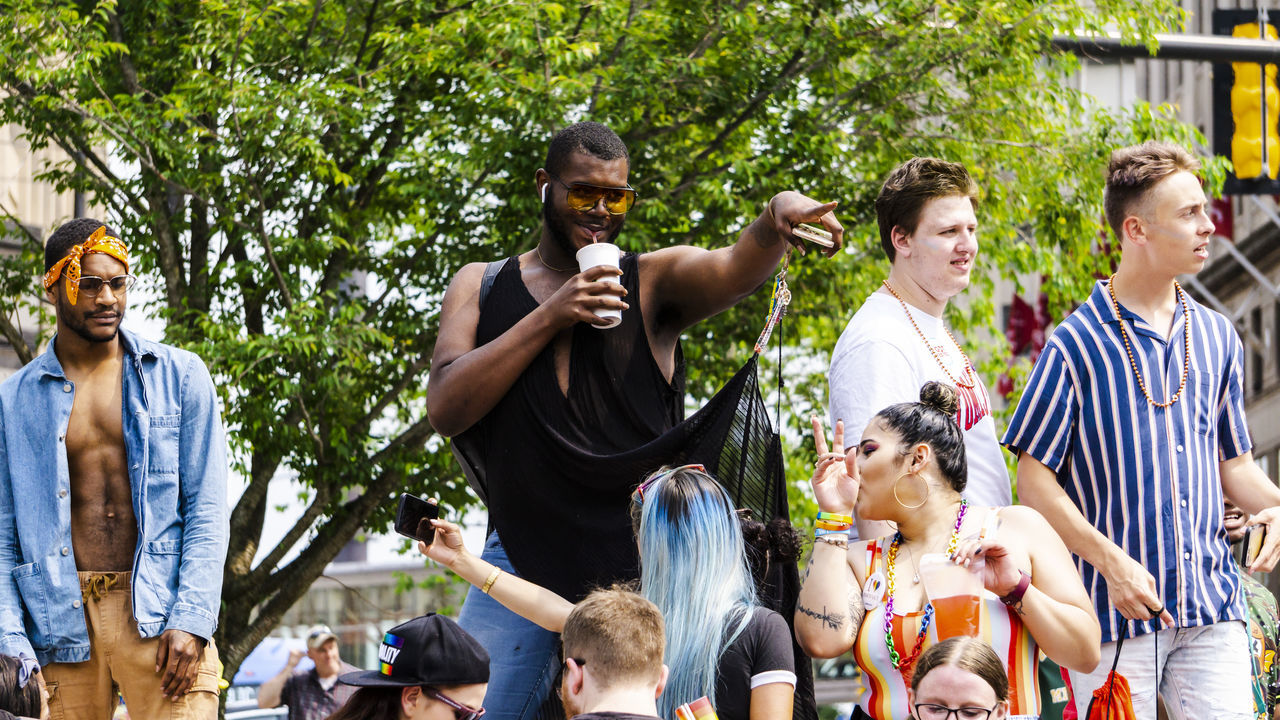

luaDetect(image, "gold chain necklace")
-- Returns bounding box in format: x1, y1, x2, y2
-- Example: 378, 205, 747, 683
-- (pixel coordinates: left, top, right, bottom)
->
881, 280, 976, 389
535, 245, 575, 273
1106, 275, 1192, 408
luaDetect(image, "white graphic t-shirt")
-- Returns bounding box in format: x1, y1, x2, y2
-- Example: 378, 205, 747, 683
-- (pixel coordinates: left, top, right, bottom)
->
828, 291, 1012, 534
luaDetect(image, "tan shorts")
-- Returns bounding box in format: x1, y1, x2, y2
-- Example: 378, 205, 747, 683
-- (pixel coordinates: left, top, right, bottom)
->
42, 572, 220, 720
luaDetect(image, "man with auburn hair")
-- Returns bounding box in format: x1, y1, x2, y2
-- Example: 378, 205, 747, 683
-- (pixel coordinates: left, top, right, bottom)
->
428, 120, 842, 719
1003, 141, 1280, 718
0, 218, 228, 718
827, 157, 1011, 540
559, 587, 667, 720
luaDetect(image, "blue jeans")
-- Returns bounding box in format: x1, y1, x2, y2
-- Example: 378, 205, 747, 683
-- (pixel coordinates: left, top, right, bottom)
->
458, 532, 562, 720
1068, 621, 1252, 719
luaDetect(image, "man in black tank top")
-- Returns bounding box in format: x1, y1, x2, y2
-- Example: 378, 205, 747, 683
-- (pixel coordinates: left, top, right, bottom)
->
426, 121, 842, 720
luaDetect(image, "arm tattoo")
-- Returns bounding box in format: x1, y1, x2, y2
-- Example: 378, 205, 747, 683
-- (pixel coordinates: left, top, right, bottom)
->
848, 590, 866, 630
797, 603, 845, 631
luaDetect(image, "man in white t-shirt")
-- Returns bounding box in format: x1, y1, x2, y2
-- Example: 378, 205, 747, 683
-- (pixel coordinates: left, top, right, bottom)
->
828, 157, 1012, 539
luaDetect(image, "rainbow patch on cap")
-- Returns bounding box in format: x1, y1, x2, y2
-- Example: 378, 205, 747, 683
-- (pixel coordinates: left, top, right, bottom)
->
378, 632, 405, 675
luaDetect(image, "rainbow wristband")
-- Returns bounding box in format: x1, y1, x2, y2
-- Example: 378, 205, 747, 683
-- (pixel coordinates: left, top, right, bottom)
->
817, 511, 854, 525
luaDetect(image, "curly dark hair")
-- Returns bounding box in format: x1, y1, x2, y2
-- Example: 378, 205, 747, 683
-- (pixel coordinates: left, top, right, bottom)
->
739, 512, 802, 594
0, 655, 41, 718
545, 121, 629, 177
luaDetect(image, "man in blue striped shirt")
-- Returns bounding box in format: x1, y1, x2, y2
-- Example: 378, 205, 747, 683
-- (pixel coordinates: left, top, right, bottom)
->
1003, 141, 1280, 719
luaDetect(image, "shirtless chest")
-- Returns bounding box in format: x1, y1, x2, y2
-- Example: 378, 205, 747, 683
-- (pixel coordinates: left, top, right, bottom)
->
63, 357, 137, 571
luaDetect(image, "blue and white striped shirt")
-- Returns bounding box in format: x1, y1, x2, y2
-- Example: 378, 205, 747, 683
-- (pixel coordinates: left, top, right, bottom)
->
1002, 280, 1251, 643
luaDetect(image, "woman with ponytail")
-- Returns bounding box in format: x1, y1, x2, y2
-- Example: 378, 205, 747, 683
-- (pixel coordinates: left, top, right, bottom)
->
423, 466, 796, 720
796, 382, 1099, 720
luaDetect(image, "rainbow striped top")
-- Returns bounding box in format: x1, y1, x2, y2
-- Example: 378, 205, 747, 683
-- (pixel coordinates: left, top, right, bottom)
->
852, 536, 1041, 719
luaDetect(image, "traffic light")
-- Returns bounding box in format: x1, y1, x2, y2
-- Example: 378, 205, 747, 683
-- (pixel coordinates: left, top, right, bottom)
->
1213, 10, 1280, 193
1230, 22, 1280, 180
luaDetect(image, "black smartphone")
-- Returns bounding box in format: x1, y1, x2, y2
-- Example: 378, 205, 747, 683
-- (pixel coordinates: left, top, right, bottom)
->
1238, 524, 1266, 567
394, 494, 440, 544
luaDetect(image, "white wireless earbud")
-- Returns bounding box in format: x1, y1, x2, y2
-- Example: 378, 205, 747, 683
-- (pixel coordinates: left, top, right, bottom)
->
540, 184, 547, 203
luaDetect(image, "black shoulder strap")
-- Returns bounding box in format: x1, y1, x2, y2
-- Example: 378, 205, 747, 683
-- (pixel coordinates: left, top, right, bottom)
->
478, 258, 507, 310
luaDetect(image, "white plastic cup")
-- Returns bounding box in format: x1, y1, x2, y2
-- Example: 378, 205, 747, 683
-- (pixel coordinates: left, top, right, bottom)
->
575, 242, 623, 329
918, 552, 985, 640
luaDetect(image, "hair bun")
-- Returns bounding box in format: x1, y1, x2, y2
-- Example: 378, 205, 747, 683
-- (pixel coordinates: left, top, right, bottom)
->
919, 381, 960, 416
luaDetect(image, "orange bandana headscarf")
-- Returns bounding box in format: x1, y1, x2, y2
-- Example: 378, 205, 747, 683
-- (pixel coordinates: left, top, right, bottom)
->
42, 225, 130, 305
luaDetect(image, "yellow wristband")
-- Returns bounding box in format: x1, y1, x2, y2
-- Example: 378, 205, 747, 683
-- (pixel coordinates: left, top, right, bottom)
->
815, 519, 851, 531
481, 567, 502, 595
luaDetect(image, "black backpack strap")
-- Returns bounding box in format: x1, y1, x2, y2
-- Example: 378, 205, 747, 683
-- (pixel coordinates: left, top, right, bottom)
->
478, 258, 507, 311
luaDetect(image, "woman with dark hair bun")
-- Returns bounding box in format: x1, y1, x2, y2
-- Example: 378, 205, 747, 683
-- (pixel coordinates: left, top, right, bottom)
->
796, 381, 1099, 720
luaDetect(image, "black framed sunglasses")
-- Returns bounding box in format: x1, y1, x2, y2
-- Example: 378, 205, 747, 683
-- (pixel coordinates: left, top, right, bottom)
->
912, 702, 1000, 720
76, 274, 136, 297
549, 174, 637, 215
425, 688, 485, 720
555, 657, 587, 699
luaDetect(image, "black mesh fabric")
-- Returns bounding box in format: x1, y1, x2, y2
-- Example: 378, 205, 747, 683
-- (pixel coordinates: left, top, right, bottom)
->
450, 255, 816, 720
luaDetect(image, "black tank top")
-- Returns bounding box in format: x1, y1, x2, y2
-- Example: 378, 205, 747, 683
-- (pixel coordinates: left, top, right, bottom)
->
453, 253, 685, 600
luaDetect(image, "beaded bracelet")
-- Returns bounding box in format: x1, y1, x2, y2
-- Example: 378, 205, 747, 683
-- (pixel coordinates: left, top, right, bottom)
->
814, 535, 849, 549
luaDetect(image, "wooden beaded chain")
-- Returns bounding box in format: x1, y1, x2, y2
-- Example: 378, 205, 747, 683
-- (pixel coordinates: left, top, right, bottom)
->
881, 280, 977, 389
1106, 275, 1192, 409
883, 499, 968, 674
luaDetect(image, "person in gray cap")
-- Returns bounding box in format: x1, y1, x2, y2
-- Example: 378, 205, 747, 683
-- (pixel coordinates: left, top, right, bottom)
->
257, 624, 358, 719
329, 613, 490, 720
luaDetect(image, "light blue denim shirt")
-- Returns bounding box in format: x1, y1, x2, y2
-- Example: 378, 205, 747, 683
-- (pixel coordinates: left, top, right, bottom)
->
0, 328, 228, 666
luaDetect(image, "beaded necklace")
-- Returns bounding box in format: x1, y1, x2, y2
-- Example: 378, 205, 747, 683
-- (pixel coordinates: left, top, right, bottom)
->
1106, 275, 1192, 409
883, 499, 968, 675
882, 280, 977, 389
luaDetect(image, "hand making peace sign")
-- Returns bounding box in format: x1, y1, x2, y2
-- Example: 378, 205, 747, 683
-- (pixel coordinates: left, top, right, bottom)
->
809, 415, 861, 516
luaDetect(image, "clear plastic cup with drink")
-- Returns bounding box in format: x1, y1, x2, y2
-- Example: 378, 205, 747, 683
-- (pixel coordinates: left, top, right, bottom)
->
918, 552, 985, 640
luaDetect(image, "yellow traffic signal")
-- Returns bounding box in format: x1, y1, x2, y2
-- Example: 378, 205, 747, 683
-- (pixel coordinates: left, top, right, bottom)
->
1231, 23, 1280, 179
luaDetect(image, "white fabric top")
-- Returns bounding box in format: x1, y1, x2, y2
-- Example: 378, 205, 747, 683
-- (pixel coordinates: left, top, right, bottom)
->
827, 291, 1012, 535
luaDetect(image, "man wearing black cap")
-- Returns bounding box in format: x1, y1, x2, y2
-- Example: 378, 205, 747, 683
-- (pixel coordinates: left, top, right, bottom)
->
257, 624, 358, 720
329, 613, 489, 720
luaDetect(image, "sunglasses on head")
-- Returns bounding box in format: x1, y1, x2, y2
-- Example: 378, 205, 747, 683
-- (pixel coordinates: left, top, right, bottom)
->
631, 463, 707, 505
425, 688, 485, 720
549, 174, 637, 215
75, 274, 136, 297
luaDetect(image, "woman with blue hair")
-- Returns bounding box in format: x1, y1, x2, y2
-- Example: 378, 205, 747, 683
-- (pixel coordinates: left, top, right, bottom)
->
421, 465, 797, 720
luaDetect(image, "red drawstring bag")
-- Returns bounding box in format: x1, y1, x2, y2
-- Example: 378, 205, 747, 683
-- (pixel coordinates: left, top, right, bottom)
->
1085, 632, 1138, 720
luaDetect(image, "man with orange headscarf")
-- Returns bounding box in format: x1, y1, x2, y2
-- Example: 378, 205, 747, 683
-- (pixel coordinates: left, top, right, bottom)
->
0, 218, 229, 718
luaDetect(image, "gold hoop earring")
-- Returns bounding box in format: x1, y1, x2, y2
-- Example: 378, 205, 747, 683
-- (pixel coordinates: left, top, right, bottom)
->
893, 472, 929, 509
